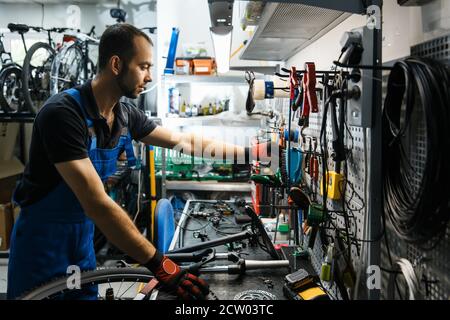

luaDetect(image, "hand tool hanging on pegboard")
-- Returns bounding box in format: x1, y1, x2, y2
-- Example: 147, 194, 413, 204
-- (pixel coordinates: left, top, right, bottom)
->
304, 137, 312, 176
299, 62, 319, 127
289, 186, 311, 248
245, 70, 256, 114
330, 72, 347, 174
310, 138, 320, 201
289, 66, 301, 117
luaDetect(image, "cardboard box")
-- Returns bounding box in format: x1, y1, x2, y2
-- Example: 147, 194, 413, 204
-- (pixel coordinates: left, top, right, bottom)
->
0, 157, 24, 204
0, 175, 20, 204
0, 157, 24, 179
0, 203, 14, 251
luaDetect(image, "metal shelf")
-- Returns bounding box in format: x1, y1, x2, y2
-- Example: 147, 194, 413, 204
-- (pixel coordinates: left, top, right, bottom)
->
0, 112, 35, 123
165, 180, 252, 192
161, 74, 250, 85
161, 112, 263, 127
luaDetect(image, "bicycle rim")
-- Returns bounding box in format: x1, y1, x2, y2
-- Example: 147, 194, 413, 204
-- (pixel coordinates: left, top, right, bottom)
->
22, 42, 55, 114
19, 267, 158, 300
0, 65, 23, 113
50, 43, 84, 95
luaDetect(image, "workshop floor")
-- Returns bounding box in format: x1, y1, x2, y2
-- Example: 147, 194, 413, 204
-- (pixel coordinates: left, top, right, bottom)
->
0, 255, 8, 300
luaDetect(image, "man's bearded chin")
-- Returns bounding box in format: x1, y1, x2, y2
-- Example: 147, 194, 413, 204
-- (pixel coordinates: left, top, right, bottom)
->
117, 65, 138, 99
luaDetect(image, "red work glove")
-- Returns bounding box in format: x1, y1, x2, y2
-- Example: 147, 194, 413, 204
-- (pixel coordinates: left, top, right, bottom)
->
145, 250, 210, 300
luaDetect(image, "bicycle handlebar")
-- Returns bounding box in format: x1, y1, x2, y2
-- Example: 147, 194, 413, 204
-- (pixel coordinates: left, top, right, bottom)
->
75, 33, 100, 44
8, 23, 80, 34
87, 26, 96, 37
141, 27, 157, 34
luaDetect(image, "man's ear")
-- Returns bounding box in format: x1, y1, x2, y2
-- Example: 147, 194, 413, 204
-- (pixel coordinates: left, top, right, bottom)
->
110, 55, 122, 76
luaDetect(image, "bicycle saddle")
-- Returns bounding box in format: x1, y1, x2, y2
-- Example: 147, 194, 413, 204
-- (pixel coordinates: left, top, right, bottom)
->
7, 23, 30, 34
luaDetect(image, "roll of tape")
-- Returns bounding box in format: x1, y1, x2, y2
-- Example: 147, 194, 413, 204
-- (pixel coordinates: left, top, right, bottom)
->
273, 76, 290, 98
253, 79, 266, 100
284, 128, 299, 142
265, 81, 274, 99
253, 77, 290, 101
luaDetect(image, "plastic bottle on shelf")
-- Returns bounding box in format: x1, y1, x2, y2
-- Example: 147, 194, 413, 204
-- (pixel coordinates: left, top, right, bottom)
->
168, 87, 176, 114
169, 88, 181, 115
198, 104, 204, 116
208, 102, 213, 115
185, 104, 192, 117
180, 101, 186, 117
203, 104, 209, 116
191, 104, 198, 117
217, 101, 224, 114
223, 99, 230, 112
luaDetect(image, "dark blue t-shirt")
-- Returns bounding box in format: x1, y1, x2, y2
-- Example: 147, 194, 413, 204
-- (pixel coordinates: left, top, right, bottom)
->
14, 80, 157, 207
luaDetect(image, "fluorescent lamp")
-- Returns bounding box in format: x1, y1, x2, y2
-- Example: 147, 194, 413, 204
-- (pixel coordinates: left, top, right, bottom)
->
210, 27, 232, 74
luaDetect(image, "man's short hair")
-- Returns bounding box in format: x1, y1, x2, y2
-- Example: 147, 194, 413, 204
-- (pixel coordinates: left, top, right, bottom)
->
98, 23, 153, 72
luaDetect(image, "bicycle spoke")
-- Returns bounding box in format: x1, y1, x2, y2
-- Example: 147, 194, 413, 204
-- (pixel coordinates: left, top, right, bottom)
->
50, 75, 72, 83
116, 279, 125, 299
117, 281, 139, 300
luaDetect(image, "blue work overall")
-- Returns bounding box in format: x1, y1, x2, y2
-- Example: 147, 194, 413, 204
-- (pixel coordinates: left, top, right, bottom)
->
7, 88, 136, 300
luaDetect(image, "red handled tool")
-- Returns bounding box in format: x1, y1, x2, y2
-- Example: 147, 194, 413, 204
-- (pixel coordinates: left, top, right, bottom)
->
301, 62, 319, 118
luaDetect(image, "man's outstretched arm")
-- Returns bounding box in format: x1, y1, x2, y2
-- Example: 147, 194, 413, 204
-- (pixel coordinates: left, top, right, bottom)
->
140, 126, 248, 162
55, 158, 210, 299
56, 158, 155, 264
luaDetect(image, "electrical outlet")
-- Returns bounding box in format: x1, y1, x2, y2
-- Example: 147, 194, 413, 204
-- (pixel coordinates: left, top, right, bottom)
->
346, 27, 376, 128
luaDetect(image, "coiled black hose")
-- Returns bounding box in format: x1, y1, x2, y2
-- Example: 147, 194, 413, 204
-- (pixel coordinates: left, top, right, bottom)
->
382, 57, 450, 249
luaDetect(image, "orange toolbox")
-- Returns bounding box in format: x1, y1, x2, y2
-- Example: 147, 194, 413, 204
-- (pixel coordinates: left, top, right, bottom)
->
175, 57, 193, 75
192, 57, 216, 75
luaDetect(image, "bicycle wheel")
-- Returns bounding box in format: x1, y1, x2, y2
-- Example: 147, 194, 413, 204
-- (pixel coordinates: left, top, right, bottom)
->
22, 42, 55, 114
0, 64, 23, 113
50, 43, 84, 95
19, 267, 163, 300
86, 57, 97, 78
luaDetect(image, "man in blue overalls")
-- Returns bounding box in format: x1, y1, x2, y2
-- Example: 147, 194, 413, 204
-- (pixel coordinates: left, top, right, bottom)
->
7, 23, 250, 300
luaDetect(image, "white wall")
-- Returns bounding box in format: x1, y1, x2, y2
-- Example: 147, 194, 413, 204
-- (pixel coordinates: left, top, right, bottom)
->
0, 0, 157, 163
286, 0, 449, 67
155, 0, 269, 146
0, 1, 156, 34
156, 0, 254, 118
156, 0, 277, 77
156, 0, 214, 77
0, 0, 156, 62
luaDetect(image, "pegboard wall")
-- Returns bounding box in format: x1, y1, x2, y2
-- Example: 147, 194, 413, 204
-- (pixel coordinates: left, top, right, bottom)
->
264, 33, 450, 301
380, 33, 450, 301
272, 88, 369, 300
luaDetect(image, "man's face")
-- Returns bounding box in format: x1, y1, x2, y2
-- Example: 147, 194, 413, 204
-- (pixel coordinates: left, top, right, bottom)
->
116, 35, 153, 99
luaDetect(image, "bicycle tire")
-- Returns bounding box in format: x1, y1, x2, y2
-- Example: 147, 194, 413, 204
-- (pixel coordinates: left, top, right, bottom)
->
50, 43, 84, 95
19, 267, 156, 300
0, 64, 23, 113
22, 42, 55, 114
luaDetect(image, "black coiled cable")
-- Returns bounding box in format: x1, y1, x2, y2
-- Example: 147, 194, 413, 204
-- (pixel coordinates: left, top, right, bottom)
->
382, 57, 450, 249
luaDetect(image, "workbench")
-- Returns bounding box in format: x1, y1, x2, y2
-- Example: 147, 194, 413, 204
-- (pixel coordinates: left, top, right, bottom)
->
167, 200, 316, 300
